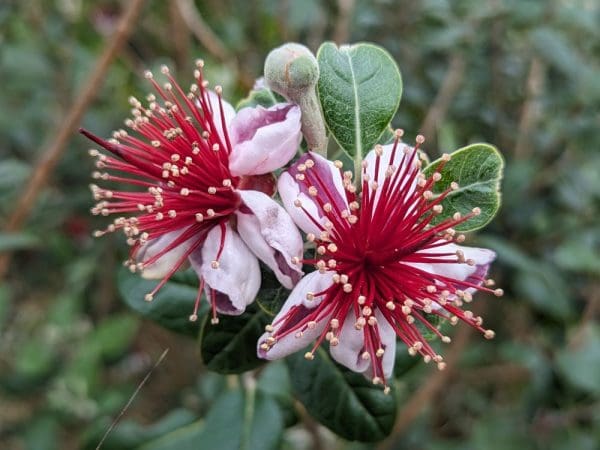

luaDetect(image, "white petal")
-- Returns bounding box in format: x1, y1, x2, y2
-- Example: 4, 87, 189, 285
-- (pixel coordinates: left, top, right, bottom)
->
329, 309, 370, 373
199, 90, 236, 145
136, 228, 193, 279
362, 142, 417, 206
278, 152, 348, 235
368, 310, 396, 380
257, 271, 333, 360
236, 190, 304, 289
189, 224, 260, 315
229, 103, 302, 176
418, 242, 495, 286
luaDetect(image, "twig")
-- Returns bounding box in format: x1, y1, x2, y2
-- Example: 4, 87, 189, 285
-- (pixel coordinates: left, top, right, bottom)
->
570, 282, 600, 347
377, 323, 473, 450
0, 0, 146, 279
295, 400, 326, 450
419, 54, 466, 141
96, 348, 169, 450
460, 362, 530, 385
173, 0, 253, 88
513, 57, 544, 159
333, 0, 356, 44
169, 0, 191, 70
174, 0, 233, 63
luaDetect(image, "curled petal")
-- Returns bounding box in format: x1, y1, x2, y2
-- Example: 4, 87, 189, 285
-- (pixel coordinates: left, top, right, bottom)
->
257, 271, 333, 360
229, 103, 302, 176
236, 190, 304, 289
189, 223, 260, 315
136, 228, 193, 279
416, 243, 495, 288
278, 152, 348, 235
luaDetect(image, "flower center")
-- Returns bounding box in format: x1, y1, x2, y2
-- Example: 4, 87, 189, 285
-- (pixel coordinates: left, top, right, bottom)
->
261, 133, 503, 392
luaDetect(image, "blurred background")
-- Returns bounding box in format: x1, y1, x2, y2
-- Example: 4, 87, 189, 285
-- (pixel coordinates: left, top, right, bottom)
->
0, 0, 598, 449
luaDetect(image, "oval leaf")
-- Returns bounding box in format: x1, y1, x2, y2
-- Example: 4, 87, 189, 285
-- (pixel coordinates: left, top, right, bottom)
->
117, 268, 204, 337
423, 143, 504, 231
317, 42, 402, 158
286, 349, 397, 442
142, 389, 283, 450
200, 304, 270, 374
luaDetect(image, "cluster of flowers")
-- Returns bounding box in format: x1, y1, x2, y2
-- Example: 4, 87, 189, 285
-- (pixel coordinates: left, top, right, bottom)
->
84, 61, 502, 392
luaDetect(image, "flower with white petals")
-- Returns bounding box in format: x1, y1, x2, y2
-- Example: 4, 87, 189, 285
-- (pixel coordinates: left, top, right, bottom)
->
83, 61, 304, 324
258, 131, 503, 392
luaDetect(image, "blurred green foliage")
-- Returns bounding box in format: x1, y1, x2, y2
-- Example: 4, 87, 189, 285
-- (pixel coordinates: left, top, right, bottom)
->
0, 0, 598, 449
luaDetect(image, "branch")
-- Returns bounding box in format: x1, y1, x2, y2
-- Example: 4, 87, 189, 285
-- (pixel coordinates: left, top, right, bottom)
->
419, 54, 466, 140
174, 0, 233, 63
0, 0, 146, 279
377, 323, 473, 450
513, 57, 544, 159
333, 0, 356, 44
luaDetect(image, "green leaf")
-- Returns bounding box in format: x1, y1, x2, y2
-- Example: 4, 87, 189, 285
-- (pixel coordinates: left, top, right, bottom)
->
86, 314, 140, 360
255, 267, 289, 316
317, 42, 402, 158
199, 304, 270, 374
478, 236, 575, 320
257, 361, 298, 427
286, 349, 397, 442
236, 88, 285, 110
83, 409, 198, 449
0, 232, 40, 252
555, 325, 600, 395
424, 144, 504, 231
117, 268, 204, 337
141, 389, 283, 450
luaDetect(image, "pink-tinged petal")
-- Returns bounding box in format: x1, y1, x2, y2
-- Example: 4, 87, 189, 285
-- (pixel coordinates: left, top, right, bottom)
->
206, 90, 236, 127
236, 190, 304, 289
237, 173, 277, 197
367, 310, 396, 380
278, 152, 348, 235
136, 228, 193, 279
189, 223, 260, 315
363, 142, 417, 206
257, 271, 333, 360
229, 103, 302, 176
330, 309, 396, 380
417, 243, 495, 287
329, 309, 370, 373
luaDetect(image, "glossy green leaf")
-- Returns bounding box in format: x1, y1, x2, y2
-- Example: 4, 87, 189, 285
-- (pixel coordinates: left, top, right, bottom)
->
424, 144, 504, 231
236, 88, 285, 110
286, 349, 397, 442
117, 268, 204, 337
141, 389, 283, 450
200, 304, 270, 374
255, 268, 289, 316
317, 42, 402, 158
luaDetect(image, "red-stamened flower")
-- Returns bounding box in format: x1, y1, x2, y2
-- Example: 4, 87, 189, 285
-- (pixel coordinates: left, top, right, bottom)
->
82, 62, 305, 323
258, 131, 503, 392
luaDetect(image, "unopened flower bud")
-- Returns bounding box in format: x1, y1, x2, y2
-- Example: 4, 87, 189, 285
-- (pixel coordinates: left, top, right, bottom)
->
264, 43, 327, 154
